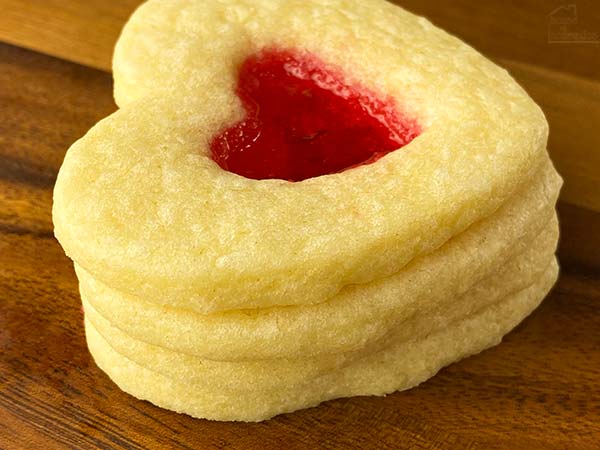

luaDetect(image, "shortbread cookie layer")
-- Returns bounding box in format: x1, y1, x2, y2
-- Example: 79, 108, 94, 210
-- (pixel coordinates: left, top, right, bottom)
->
86, 260, 557, 421
81, 214, 557, 364
84, 234, 556, 391
77, 161, 560, 360
55, 0, 552, 312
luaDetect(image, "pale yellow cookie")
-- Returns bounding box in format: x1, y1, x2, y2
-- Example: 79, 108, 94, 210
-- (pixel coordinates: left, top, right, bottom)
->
55, 0, 550, 313
86, 260, 558, 421
52, 0, 563, 422
77, 161, 560, 360
84, 229, 556, 391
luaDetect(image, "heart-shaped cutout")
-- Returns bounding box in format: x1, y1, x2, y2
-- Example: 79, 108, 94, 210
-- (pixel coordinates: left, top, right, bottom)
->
210, 49, 420, 181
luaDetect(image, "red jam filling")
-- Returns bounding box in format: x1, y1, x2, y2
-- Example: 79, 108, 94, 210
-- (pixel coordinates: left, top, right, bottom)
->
210, 49, 420, 181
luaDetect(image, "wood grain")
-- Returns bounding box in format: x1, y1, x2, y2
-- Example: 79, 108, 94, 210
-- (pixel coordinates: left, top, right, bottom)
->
504, 59, 600, 212
0, 0, 139, 71
0, 42, 599, 450
0, 0, 598, 212
399, 0, 600, 83
0, 1, 599, 448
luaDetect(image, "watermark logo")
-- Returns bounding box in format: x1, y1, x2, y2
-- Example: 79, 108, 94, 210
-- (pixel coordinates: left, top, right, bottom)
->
547, 4, 599, 43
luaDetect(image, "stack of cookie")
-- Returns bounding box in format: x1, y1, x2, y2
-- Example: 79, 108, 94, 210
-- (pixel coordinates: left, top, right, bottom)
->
53, 0, 562, 422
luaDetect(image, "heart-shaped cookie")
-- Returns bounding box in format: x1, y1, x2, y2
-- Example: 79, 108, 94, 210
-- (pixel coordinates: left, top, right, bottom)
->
53, 0, 562, 421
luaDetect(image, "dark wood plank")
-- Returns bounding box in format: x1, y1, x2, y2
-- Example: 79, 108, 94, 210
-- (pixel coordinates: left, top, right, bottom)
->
0, 42, 599, 449
399, 0, 600, 82
557, 202, 600, 272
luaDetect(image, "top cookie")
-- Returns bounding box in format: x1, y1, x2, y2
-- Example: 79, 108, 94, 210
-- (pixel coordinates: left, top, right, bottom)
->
53, 0, 548, 313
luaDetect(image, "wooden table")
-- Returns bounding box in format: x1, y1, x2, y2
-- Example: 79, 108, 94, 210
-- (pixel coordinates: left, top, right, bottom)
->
1, 1, 599, 448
